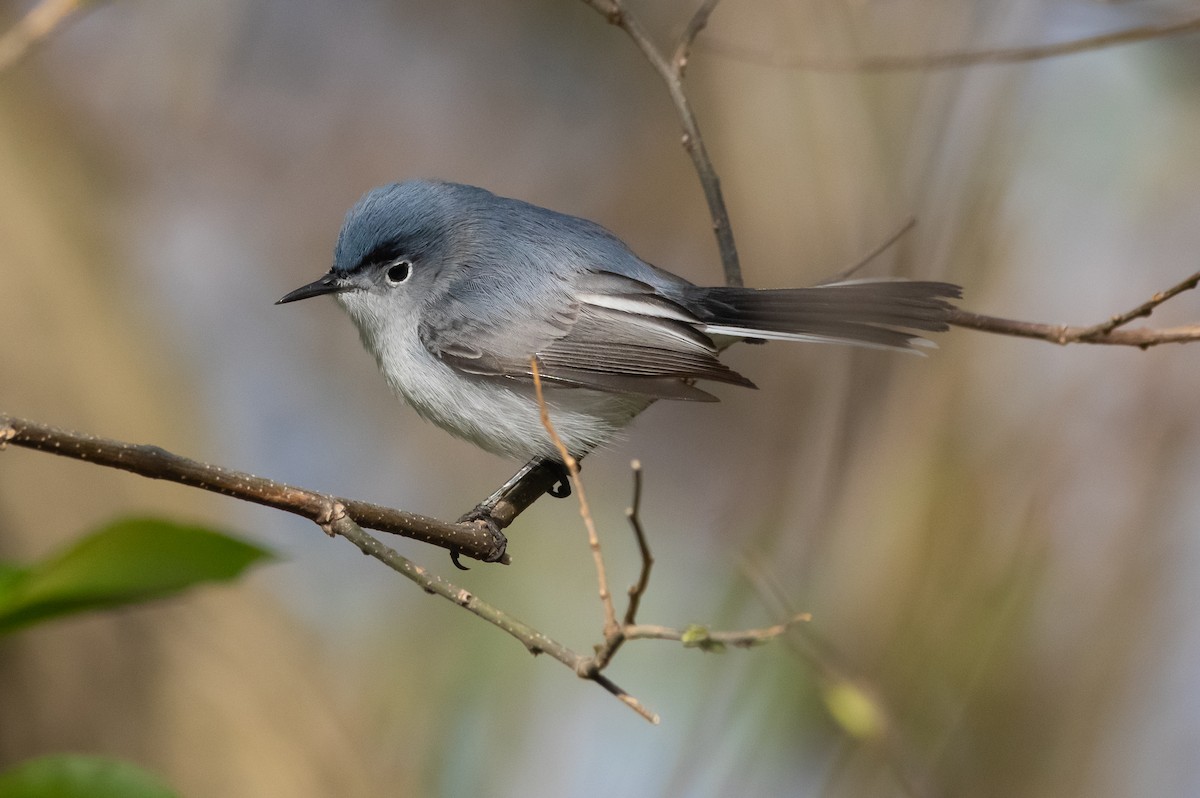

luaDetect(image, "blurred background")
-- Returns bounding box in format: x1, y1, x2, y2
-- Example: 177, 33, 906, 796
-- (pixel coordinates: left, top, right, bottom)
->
3, 0, 1200, 795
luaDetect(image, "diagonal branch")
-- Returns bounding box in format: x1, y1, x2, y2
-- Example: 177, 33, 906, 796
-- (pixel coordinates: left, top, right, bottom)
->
1070, 270, 1200, 338
0, 415, 509, 564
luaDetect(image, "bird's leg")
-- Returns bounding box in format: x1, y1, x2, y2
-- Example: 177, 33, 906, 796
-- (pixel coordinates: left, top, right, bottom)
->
458, 457, 557, 527
457, 455, 579, 529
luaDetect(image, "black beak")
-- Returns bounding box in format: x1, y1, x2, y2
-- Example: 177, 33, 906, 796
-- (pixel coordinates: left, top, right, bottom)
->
276, 273, 347, 305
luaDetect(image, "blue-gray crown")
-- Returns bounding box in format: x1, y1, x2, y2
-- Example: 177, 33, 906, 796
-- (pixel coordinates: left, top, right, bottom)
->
332, 180, 494, 274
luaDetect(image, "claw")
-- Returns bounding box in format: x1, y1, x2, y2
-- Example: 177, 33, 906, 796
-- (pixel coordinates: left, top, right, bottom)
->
546, 460, 573, 498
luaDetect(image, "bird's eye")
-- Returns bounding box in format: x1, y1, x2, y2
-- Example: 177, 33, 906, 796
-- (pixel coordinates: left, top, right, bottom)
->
385, 259, 412, 284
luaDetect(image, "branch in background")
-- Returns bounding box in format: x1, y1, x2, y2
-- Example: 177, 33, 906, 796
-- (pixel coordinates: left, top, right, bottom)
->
821, 217, 917, 285
0, 416, 509, 564
578, 0, 1200, 351
948, 270, 1200, 348
741, 553, 928, 798
700, 13, 1200, 72
582, 0, 743, 287
0, 0, 91, 73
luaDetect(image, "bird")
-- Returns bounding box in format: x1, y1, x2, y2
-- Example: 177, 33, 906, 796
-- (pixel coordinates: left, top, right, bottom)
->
277, 180, 960, 462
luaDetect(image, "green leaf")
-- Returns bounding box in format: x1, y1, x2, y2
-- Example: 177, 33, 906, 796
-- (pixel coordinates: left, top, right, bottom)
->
0, 754, 177, 798
0, 517, 273, 635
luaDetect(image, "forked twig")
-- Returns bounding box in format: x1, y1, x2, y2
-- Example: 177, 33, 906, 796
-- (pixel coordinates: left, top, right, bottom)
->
582, 0, 742, 287
527, 364, 806, 715
948, 270, 1200, 348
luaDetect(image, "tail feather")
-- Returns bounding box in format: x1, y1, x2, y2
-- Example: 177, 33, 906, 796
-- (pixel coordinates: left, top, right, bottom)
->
689, 280, 961, 351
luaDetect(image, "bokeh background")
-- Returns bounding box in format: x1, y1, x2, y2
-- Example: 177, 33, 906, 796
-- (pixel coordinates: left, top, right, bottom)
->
3, 0, 1200, 795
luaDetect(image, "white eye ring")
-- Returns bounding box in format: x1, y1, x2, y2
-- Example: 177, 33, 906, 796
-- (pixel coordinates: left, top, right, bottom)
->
385, 259, 412, 284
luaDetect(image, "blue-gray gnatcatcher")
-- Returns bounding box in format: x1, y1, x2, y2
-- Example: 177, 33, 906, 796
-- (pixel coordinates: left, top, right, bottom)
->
278, 181, 960, 461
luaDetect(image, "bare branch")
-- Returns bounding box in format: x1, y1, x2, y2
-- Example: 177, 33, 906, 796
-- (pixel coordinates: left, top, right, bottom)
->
0, 415, 508, 564
582, 0, 743, 287
949, 270, 1200, 348
0, 0, 90, 73
0, 413, 666, 721
700, 13, 1200, 72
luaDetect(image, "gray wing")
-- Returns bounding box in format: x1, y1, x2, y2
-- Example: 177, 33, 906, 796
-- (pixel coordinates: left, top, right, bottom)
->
418, 270, 754, 401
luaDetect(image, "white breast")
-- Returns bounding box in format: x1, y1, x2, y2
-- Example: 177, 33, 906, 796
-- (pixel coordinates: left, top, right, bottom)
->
339, 293, 648, 459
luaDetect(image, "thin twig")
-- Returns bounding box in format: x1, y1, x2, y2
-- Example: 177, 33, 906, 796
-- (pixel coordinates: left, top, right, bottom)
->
529, 358, 619, 638
0, 415, 509, 564
0, 0, 89, 74
672, 0, 720, 75
623, 459, 653, 627
582, 0, 743, 287
589, 672, 659, 723
1073, 270, 1200, 337
947, 270, 1200, 348
700, 13, 1200, 72
525, 373, 802, 678
950, 312, 1200, 348
820, 217, 917, 285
